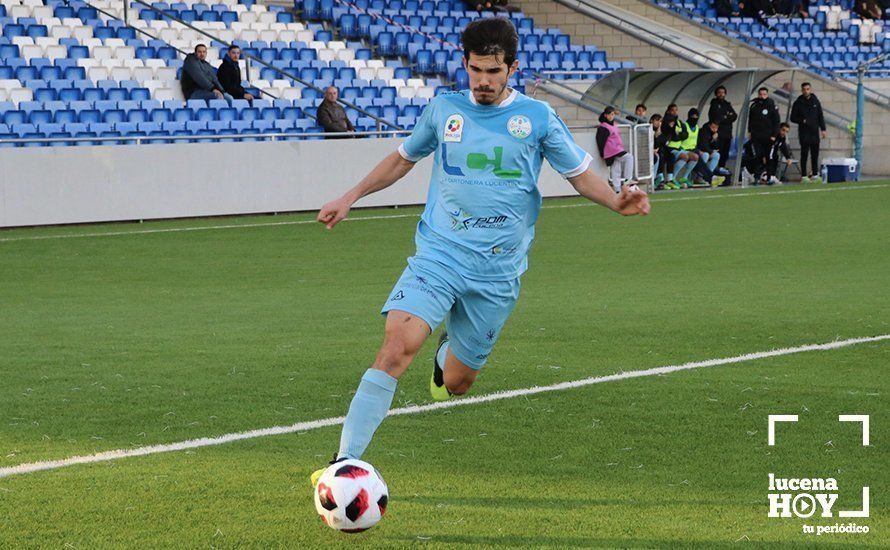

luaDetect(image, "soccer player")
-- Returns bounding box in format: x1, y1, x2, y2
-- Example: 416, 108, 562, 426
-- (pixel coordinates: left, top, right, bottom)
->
311, 18, 649, 483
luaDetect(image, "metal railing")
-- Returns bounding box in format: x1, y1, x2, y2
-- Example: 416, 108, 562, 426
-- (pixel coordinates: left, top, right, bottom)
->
554, 0, 736, 70
0, 128, 410, 146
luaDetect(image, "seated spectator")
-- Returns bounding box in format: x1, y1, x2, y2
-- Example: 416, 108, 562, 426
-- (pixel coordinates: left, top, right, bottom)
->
181, 44, 230, 101
714, 0, 738, 17
217, 46, 255, 101
317, 86, 355, 137
741, 138, 767, 184
740, 0, 774, 24
595, 106, 634, 193
856, 0, 883, 19
765, 123, 794, 184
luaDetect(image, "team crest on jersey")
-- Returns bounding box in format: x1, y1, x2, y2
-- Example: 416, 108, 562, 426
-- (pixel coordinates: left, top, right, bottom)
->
444, 114, 464, 142
507, 115, 532, 139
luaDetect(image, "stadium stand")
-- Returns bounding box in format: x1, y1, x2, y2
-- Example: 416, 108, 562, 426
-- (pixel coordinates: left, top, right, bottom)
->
653, 1, 890, 79
0, 0, 630, 146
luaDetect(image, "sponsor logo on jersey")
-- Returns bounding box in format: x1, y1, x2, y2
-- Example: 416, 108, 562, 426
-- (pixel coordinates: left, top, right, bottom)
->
448, 208, 509, 231
507, 115, 532, 139
444, 114, 464, 142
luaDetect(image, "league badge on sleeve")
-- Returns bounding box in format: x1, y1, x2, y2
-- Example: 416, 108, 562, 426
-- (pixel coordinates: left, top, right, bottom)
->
444, 114, 464, 142
507, 115, 532, 139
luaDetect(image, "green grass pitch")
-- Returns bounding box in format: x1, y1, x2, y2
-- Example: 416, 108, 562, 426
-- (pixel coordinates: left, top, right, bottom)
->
0, 181, 887, 548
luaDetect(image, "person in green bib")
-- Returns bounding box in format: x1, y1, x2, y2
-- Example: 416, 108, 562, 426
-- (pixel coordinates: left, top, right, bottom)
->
666, 107, 700, 189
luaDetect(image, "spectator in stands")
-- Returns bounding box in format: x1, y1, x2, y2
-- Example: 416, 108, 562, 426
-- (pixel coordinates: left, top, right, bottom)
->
181, 44, 229, 101
715, 0, 739, 17
628, 103, 647, 124
217, 46, 254, 102
695, 120, 727, 186
856, 0, 883, 19
317, 86, 355, 137
708, 85, 737, 174
789, 82, 826, 183
740, 0, 774, 25
596, 106, 634, 193
747, 87, 780, 175
766, 122, 794, 184
774, 0, 803, 16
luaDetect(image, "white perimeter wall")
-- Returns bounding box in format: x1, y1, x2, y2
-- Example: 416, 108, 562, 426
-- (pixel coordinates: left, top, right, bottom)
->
0, 132, 607, 228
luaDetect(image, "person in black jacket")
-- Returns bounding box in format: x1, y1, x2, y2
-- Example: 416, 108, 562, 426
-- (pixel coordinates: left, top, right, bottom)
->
789, 82, 826, 182
748, 87, 780, 172
765, 123, 794, 184
694, 120, 727, 186
650, 114, 668, 188
714, 0, 737, 17
180, 44, 228, 101
217, 46, 255, 101
708, 85, 737, 173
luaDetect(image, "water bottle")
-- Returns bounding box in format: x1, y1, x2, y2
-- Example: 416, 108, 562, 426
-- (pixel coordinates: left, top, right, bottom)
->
820, 165, 828, 184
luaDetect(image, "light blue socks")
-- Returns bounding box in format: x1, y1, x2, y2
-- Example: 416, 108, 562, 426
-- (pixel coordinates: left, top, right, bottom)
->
436, 340, 449, 372
672, 158, 687, 179
337, 368, 398, 460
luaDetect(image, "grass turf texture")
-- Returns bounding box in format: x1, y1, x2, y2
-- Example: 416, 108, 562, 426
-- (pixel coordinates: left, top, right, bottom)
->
0, 181, 887, 547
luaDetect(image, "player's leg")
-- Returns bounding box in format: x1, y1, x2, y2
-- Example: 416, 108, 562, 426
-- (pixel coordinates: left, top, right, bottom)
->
438, 277, 521, 396
332, 260, 457, 465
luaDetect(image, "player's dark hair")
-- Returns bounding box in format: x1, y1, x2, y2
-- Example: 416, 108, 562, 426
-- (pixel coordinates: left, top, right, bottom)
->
801, 82, 811, 88
228, 45, 240, 51
635, 103, 646, 111
780, 122, 791, 129
649, 114, 662, 122
758, 86, 769, 93
461, 17, 518, 67
715, 85, 727, 94
195, 44, 207, 52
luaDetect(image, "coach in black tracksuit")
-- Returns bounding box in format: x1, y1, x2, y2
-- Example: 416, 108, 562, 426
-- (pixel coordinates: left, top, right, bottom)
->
748, 87, 780, 167
789, 82, 827, 179
708, 85, 738, 170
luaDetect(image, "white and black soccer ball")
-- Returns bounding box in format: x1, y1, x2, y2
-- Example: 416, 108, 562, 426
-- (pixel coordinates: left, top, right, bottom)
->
314, 459, 389, 533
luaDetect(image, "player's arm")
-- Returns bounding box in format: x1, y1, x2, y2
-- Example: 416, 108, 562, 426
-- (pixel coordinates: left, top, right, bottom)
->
567, 168, 650, 216
317, 151, 416, 229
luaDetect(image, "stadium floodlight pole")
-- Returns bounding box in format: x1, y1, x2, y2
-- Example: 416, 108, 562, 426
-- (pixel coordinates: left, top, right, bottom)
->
856, 67, 864, 181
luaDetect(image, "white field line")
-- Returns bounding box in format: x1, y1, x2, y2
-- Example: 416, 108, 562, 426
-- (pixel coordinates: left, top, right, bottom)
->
1, 334, 887, 480
1, 183, 887, 243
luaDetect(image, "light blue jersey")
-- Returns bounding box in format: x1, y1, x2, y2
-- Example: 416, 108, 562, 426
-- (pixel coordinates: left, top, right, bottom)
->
398, 89, 592, 281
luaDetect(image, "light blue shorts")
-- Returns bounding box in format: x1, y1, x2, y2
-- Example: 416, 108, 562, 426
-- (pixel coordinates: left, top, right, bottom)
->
381, 256, 521, 370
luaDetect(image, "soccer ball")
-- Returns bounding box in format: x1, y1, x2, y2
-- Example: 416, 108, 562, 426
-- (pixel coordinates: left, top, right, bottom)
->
314, 459, 389, 533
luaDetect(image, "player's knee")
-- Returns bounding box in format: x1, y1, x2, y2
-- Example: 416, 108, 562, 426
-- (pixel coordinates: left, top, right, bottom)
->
375, 335, 418, 377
